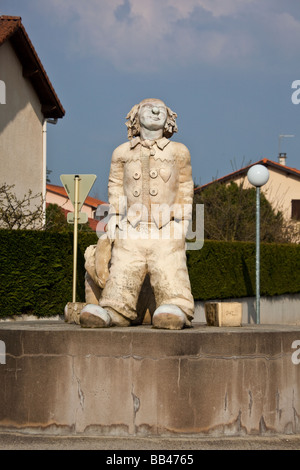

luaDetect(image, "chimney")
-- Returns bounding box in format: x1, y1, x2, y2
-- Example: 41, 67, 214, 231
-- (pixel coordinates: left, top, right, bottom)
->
278, 152, 287, 165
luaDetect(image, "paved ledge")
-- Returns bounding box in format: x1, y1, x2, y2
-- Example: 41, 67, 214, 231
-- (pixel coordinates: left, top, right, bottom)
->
0, 321, 299, 437
1, 431, 300, 450
2, 319, 300, 332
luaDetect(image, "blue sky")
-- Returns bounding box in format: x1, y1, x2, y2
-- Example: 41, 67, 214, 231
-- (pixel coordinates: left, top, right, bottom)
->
1, 0, 300, 202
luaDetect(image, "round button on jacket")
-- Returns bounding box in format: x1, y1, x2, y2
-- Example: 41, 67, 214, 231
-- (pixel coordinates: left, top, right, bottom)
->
150, 169, 158, 179
149, 188, 158, 196
133, 171, 141, 180
133, 189, 140, 197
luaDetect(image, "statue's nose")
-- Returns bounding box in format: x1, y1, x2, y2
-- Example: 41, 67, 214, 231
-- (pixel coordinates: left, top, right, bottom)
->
152, 107, 159, 115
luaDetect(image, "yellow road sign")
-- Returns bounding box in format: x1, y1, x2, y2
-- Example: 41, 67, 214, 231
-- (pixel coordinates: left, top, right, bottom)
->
60, 174, 97, 211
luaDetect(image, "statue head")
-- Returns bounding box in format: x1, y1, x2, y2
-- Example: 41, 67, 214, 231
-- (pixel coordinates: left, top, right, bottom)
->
125, 98, 178, 140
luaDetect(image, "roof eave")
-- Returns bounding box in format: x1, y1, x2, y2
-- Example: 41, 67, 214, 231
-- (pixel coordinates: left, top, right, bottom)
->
0, 16, 65, 119
194, 158, 300, 193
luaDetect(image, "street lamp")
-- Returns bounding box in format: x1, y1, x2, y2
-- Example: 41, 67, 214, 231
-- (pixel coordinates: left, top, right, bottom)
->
247, 164, 270, 324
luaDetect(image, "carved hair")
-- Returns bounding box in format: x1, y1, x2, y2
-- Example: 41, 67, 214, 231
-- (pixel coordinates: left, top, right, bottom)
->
125, 99, 178, 140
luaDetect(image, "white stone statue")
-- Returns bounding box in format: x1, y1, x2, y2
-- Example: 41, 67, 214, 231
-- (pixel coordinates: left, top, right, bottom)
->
81, 98, 194, 329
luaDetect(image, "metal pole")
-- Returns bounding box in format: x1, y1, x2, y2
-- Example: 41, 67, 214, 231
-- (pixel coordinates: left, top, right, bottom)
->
256, 186, 260, 324
72, 175, 80, 303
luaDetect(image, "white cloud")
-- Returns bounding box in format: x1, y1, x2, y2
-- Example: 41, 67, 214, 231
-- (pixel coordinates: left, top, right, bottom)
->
35, 0, 300, 73
271, 12, 300, 51
184, 0, 256, 18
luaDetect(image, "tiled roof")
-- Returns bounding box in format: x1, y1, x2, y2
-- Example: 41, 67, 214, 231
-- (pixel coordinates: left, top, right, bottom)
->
0, 14, 20, 43
194, 158, 300, 192
46, 183, 108, 208
0, 15, 65, 119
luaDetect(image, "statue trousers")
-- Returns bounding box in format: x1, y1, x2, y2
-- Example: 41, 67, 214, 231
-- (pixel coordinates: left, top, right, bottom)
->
99, 221, 194, 321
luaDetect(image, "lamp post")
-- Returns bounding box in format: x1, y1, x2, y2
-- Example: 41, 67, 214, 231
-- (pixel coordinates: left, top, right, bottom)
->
247, 164, 270, 324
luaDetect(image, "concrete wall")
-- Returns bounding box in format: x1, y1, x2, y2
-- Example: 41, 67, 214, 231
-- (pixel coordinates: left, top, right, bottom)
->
0, 322, 299, 437
194, 294, 300, 325
0, 41, 44, 201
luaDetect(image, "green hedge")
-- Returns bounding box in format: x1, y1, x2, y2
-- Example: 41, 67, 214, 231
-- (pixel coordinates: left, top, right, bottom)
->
0, 229, 299, 317
0, 230, 97, 317
187, 240, 300, 300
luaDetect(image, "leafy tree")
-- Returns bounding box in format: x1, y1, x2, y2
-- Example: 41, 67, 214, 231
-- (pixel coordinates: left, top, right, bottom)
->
45, 203, 93, 232
193, 181, 286, 243
45, 203, 71, 232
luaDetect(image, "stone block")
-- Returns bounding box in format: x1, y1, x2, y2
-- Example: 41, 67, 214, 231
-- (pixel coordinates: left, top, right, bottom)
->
205, 302, 242, 327
64, 302, 87, 324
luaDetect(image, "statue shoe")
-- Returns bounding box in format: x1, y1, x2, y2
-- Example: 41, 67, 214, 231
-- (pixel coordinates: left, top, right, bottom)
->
105, 307, 131, 327
80, 304, 111, 328
152, 304, 190, 330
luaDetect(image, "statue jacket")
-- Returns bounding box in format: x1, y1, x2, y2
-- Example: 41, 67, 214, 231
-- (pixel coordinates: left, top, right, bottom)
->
107, 136, 194, 229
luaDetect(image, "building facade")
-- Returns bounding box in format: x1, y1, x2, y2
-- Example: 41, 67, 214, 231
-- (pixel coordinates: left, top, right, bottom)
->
195, 156, 300, 222
0, 16, 65, 219
46, 183, 108, 232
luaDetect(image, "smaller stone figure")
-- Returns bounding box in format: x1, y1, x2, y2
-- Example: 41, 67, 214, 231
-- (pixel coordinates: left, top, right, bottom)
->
80, 98, 194, 329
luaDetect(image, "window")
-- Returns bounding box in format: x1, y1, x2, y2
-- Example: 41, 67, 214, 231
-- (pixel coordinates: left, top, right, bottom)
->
291, 200, 300, 220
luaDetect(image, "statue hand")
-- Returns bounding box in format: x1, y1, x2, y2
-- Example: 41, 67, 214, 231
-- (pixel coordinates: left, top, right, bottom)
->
173, 219, 190, 238
105, 214, 119, 240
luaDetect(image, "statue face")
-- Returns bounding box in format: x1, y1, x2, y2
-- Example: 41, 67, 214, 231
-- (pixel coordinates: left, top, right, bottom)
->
138, 99, 167, 132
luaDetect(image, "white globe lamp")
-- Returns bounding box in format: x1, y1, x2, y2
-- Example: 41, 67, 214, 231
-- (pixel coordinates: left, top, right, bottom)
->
247, 164, 270, 187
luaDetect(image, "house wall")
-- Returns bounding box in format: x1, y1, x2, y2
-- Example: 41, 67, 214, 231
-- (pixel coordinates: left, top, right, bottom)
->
231, 167, 300, 219
46, 191, 95, 218
0, 41, 44, 202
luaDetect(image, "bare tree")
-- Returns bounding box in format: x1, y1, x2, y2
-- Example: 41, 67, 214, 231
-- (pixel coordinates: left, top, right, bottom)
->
0, 183, 44, 230
0, 184, 95, 233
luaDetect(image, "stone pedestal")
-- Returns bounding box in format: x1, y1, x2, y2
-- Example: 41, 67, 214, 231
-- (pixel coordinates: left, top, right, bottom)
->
0, 321, 299, 437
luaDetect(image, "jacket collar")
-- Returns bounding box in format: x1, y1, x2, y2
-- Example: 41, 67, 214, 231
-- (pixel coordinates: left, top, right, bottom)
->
130, 136, 170, 150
